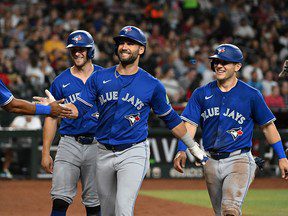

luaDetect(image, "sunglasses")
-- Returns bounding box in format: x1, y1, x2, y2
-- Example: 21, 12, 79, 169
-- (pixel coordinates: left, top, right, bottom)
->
212, 59, 235, 66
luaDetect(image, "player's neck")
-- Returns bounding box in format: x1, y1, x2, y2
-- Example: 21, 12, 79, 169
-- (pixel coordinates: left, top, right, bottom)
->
117, 63, 139, 76
217, 77, 238, 92
71, 62, 94, 82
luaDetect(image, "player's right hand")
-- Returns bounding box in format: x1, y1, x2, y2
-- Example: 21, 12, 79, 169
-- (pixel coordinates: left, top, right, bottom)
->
41, 154, 53, 174
173, 151, 187, 173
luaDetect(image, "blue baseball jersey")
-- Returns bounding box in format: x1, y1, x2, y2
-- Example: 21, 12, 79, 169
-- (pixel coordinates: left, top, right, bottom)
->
0, 80, 13, 106
178, 80, 275, 152
50, 64, 103, 135
75, 65, 172, 145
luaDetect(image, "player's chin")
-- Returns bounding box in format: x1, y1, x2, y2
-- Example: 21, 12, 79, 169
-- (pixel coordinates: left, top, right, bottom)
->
74, 59, 86, 67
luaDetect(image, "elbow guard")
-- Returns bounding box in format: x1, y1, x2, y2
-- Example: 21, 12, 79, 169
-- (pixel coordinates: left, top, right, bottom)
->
159, 109, 182, 130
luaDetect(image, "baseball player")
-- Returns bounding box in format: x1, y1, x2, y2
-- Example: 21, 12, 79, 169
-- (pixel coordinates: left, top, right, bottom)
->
37, 26, 208, 216
0, 79, 70, 117
174, 44, 288, 216
41, 30, 102, 216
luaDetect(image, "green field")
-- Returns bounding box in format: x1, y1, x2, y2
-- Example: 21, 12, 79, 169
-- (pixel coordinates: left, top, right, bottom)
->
140, 189, 288, 216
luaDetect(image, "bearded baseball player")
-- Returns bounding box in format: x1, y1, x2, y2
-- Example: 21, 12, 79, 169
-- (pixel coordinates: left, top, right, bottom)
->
41, 30, 102, 216
37, 26, 208, 216
174, 44, 288, 216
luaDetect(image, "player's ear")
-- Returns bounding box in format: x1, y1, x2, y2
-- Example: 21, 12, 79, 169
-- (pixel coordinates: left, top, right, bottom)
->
139, 46, 145, 55
235, 63, 242, 72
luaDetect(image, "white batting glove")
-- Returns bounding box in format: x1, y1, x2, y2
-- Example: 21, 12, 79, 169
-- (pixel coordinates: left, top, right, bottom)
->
188, 144, 209, 166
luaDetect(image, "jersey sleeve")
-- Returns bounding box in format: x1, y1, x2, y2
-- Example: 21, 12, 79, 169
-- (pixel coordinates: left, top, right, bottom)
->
251, 90, 275, 126
150, 81, 172, 116
181, 88, 202, 126
0, 80, 13, 106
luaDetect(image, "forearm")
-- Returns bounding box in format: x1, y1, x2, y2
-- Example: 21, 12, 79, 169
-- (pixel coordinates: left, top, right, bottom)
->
262, 122, 281, 144
3, 98, 36, 115
171, 122, 188, 139
42, 117, 58, 155
262, 122, 286, 159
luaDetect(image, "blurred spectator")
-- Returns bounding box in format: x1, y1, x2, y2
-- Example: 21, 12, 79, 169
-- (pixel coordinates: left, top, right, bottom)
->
14, 46, 30, 76
247, 70, 263, 93
26, 56, 45, 88
43, 33, 66, 62
262, 71, 277, 96
264, 85, 285, 109
280, 81, 288, 108
242, 57, 264, 82
234, 18, 255, 39
160, 66, 184, 103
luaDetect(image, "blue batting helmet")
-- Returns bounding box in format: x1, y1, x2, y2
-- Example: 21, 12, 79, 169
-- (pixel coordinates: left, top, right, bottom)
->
113, 26, 147, 56
66, 30, 95, 59
209, 44, 243, 71
113, 26, 147, 47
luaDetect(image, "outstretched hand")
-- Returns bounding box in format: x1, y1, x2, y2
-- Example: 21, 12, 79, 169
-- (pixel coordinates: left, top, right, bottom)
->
33, 89, 72, 118
33, 89, 59, 105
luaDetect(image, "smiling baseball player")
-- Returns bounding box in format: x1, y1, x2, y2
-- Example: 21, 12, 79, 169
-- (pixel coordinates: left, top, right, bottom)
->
174, 44, 288, 216
40, 26, 208, 216
41, 30, 103, 216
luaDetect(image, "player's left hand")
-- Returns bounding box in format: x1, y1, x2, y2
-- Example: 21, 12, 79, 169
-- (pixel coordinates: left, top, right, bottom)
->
278, 158, 288, 180
173, 151, 187, 173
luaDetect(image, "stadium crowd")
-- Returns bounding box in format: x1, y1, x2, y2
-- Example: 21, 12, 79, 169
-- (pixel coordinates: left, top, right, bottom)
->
0, 0, 288, 110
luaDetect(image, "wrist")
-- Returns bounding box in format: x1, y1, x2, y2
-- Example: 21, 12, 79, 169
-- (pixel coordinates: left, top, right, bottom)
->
180, 132, 196, 149
271, 140, 286, 159
35, 104, 51, 115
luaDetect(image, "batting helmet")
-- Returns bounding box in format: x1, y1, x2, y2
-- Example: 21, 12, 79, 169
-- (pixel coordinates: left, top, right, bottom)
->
113, 26, 147, 56
66, 30, 95, 59
209, 44, 243, 71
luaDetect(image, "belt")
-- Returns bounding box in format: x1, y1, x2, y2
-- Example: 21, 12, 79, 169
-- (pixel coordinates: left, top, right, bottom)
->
101, 139, 147, 152
208, 147, 251, 160
61, 134, 94, 145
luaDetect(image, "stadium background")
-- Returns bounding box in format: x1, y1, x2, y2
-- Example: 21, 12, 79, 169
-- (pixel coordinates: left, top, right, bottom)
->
0, 0, 288, 215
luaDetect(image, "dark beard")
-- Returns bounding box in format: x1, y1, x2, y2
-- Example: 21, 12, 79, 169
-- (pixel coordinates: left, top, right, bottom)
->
117, 51, 138, 66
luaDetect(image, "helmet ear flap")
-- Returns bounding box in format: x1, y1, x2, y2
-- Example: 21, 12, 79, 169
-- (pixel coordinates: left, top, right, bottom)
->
87, 45, 95, 59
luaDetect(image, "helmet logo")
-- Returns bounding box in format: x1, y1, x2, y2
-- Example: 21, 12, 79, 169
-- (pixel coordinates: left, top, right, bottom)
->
217, 47, 225, 54
72, 35, 82, 43
123, 27, 132, 34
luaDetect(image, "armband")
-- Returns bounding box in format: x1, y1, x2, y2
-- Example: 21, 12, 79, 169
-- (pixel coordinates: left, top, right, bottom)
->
271, 140, 286, 159
35, 104, 51, 115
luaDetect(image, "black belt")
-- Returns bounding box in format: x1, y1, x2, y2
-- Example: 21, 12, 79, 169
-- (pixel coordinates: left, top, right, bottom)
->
102, 139, 147, 152
61, 134, 94, 145
208, 147, 251, 160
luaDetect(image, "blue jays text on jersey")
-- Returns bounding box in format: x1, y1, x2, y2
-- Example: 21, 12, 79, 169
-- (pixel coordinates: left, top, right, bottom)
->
178, 80, 275, 152
50, 64, 103, 135
0, 80, 13, 107
75, 65, 172, 145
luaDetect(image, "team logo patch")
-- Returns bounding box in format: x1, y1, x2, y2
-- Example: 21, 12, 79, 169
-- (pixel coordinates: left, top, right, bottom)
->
91, 112, 99, 119
124, 27, 132, 34
125, 113, 140, 126
217, 47, 225, 54
226, 127, 243, 140
72, 35, 82, 43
